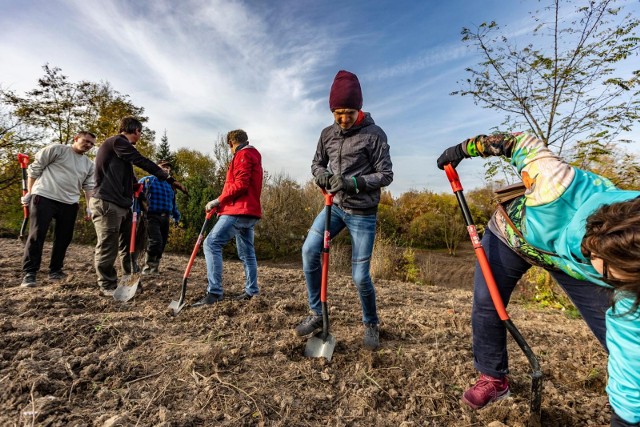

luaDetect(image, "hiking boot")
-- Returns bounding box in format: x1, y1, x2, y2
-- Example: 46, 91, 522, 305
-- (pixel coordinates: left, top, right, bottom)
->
48, 270, 68, 281
232, 292, 254, 301
192, 292, 223, 307
142, 256, 160, 275
294, 314, 323, 336
363, 323, 380, 351
462, 374, 510, 409
21, 273, 37, 288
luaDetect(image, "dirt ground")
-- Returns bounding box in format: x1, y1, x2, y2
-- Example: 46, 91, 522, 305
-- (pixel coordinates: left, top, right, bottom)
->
0, 237, 612, 426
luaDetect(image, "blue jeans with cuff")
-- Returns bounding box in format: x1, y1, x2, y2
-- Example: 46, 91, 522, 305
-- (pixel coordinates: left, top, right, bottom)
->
301, 205, 378, 325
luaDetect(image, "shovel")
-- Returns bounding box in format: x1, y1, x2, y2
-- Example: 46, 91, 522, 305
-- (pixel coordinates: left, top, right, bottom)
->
444, 164, 542, 419
168, 208, 216, 315
304, 190, 337, 361
114, 185, 144, 302
17, 153, 30, 241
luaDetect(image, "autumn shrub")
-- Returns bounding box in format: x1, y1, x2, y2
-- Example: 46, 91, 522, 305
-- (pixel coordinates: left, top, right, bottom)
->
254, 175, 320, 259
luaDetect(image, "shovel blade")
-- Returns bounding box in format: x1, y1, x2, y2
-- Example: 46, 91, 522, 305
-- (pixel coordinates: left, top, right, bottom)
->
304, 333, 336, 361
168, 299, 186, 315
113, 274, 140, 302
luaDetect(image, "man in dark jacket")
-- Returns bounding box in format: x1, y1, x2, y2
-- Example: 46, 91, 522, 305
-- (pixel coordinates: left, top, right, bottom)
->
294, 70, 393, 351
193, 129, 263, 306
90, 117, 187, 296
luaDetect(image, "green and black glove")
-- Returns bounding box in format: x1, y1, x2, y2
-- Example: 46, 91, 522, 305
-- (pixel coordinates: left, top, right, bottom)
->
328, 175, 366, 194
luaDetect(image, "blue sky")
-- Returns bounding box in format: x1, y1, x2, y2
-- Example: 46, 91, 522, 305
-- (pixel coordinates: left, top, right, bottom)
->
0, 0, 638, 194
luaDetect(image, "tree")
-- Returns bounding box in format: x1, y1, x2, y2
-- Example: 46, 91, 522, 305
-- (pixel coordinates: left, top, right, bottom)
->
0, 107, 43, 234
1, 64, 153, 145
154, 129, 179, 175
454, 0, 639, 165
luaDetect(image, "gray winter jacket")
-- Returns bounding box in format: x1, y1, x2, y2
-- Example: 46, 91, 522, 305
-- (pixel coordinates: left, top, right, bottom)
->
311, 112, 393, 211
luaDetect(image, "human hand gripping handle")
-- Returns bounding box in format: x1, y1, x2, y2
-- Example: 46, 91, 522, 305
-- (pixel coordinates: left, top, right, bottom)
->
315, 171, 333, 190
206, 199, 220, 212
436, 142, 470, 170
328, 175, 365, 194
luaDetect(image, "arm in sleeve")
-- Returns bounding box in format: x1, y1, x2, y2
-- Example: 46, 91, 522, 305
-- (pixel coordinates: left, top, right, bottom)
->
310, 134, 330, 178
113, 138, 170, 181
217, 152, 253, 205
464, 132, 576, 205
361, 133, 393, 191
27, 145, 59, 179
172, 193, 181, 222
81, 162, 95, 192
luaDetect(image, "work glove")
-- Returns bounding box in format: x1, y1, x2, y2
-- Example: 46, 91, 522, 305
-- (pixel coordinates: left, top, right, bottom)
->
206, 199, 220, 212
436, 143, 469, 170
314, 171, 333, 189
328, 175, 365, 194
20, 192, 32, 206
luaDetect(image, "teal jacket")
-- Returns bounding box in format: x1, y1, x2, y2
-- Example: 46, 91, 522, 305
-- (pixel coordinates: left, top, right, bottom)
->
464, 132, 640, 422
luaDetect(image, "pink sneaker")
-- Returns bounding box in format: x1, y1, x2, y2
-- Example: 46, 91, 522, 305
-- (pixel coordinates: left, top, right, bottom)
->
462, 374, 510, 409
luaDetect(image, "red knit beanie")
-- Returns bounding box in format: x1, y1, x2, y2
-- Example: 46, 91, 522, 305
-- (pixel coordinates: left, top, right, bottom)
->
329, 70, 363, 111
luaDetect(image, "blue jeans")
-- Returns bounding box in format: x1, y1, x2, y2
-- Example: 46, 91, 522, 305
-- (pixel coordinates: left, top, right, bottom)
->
203, 215, 259, 297
301, 205, 378, 325
472, 229, 612, 378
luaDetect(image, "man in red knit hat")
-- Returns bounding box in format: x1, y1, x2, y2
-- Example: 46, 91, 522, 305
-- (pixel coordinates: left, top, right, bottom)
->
294, 70, 394, 350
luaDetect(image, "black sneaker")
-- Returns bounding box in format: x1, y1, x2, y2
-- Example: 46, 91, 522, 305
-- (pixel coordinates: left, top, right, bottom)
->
21, 273, 37, 288
192, 292, 223, 307
232, 292, 254, 301
363, 323, 380, 351
294, 314, 323, 336
48, 270, 68, 281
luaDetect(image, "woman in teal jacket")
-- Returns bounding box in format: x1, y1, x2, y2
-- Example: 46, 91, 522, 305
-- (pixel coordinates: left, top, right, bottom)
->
437, 132, 640, 426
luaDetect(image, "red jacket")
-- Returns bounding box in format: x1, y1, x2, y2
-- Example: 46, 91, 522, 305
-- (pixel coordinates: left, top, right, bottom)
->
218, 145, 263, 218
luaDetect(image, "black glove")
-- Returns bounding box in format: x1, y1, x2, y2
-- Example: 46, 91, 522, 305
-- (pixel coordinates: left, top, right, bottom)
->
328, 175, 365, 194
314, 171, 333, 189
436, 143, 468, 170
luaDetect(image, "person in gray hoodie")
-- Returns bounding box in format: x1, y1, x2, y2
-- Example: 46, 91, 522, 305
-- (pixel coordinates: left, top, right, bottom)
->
294, 70, 393, 350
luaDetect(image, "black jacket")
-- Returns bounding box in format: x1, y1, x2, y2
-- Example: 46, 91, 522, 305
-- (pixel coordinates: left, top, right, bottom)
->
93, 134, 171, 208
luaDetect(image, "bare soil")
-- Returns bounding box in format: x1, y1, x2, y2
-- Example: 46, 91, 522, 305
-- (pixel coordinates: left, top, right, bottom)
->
0, 237, 611, 426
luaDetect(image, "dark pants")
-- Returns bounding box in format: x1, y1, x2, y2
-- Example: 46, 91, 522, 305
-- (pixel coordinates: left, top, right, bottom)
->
22, 195, 79, 274
612, 411, 639, 427
90, 198, 132, 290
146, 213, 170, 258
472, 229, 612, 378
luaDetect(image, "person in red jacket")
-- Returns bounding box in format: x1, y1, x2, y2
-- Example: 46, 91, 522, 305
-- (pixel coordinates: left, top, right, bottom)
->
193, 129, 263, 306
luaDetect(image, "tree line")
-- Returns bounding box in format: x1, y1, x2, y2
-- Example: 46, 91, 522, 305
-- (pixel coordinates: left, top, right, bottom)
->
0, 65, 485, 264
1, 0, 638, 269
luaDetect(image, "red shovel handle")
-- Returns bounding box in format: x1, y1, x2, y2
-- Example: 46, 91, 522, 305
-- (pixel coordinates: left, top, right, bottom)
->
444, 163, 509, 321
18, 153, 29, 170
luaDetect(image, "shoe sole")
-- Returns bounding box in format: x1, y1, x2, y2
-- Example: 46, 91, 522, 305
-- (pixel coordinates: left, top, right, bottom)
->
20, 283, 37, 288
461, 389, 511, 410
295, 325, 323, 337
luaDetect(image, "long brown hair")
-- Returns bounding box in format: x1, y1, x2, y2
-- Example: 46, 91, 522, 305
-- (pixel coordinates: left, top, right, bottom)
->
582, 197, 640, 315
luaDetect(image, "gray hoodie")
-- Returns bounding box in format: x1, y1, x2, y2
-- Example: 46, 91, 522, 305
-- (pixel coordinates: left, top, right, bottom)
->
311, 112, 393, 211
